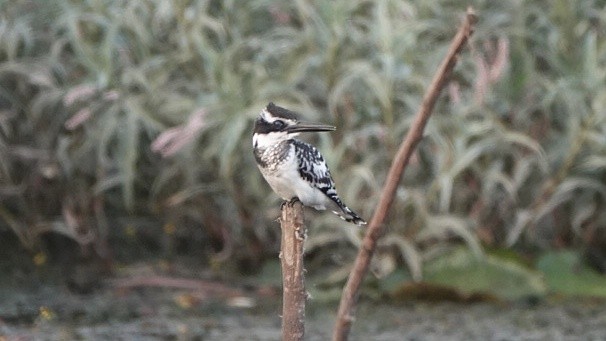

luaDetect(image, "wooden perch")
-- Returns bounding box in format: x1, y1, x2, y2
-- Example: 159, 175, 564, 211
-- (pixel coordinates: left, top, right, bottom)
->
332, 7, 478, 341
280, 200, 307, 340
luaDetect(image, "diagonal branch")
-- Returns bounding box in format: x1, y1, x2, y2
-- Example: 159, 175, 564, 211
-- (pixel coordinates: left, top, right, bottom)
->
332, 7, 478, 341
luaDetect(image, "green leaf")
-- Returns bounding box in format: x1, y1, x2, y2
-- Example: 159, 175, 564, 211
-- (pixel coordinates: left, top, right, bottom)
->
422, 247, 546, 301
537, 250, 606, 298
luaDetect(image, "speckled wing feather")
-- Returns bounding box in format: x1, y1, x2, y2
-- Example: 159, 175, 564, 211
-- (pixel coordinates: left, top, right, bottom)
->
293, 140, 366, 225
293, 140, 332, 187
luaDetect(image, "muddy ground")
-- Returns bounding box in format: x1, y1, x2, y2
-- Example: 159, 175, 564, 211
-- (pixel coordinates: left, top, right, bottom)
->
1, 240, 605, 340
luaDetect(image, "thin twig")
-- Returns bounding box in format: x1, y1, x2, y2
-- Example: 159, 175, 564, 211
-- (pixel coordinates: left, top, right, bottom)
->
280, 200, 307, 340
109, 276, 245, 295
332, 8, 478, 341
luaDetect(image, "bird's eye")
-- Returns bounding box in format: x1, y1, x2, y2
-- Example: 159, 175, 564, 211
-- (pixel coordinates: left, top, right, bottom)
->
274, 120, 286, 129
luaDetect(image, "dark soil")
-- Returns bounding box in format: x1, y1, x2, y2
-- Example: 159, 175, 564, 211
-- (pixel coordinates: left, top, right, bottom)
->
1, 241, 605, 340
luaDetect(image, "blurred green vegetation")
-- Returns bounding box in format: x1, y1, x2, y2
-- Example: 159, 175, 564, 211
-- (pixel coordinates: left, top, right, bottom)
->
0, 0, 605, 284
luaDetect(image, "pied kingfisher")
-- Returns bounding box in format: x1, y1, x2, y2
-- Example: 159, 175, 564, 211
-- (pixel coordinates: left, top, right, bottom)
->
252, 103, 366, 226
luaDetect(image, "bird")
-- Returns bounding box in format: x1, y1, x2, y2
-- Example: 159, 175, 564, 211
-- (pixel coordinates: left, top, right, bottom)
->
252, 102, 366, 226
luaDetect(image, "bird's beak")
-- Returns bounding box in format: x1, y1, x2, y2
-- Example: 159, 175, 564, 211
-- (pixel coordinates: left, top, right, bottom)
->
286, 121, 336, 133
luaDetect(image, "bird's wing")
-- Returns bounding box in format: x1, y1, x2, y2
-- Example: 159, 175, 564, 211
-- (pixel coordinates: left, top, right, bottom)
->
293, 140, 336, 193
293, 140, 367, 225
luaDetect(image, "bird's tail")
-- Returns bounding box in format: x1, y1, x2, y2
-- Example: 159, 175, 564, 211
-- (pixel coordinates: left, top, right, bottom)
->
332, 207, 367, 226
323, 190, 367, 226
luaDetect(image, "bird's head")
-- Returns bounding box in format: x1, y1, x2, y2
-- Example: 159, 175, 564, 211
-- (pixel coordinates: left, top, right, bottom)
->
253, 103, 335, 149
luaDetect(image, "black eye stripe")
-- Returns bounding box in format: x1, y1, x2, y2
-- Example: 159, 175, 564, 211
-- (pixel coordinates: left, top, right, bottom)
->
254, 118, 272, 134
254, 118, 289, 134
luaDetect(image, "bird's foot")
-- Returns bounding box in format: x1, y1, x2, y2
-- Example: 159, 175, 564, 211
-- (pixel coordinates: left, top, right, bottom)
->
281, 197, 300, 209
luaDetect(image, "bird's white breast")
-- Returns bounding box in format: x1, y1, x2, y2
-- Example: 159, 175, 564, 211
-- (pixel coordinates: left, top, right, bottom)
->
257, 145, 329, 210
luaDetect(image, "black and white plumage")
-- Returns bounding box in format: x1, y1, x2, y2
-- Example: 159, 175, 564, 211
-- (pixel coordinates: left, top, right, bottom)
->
253, 102, 366, 226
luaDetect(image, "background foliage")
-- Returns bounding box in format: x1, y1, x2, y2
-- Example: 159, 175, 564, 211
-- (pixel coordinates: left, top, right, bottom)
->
1, 0, 605, 280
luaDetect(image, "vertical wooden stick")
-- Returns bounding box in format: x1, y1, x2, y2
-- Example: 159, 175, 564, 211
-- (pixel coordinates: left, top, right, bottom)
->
280, 200, 307, 341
